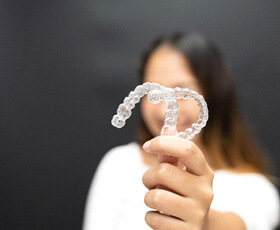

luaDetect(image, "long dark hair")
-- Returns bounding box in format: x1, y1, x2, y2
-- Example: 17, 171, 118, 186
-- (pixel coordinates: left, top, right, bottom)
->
137, 32, 268, 173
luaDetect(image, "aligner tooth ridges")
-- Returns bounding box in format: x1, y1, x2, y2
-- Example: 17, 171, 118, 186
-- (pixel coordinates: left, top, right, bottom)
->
111, 83, 208, 140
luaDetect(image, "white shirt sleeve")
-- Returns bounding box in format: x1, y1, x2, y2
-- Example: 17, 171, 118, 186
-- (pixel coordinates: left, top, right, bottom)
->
211, 171, 280, 230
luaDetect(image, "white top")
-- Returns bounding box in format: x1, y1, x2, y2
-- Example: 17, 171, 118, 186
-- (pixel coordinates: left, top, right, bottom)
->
83, 142, 280, 230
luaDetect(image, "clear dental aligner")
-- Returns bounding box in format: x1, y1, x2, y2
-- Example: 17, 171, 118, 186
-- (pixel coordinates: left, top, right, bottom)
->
111, 82, 208, 140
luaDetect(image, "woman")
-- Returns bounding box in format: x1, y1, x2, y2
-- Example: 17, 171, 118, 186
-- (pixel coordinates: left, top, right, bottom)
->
83, 32, 280, 230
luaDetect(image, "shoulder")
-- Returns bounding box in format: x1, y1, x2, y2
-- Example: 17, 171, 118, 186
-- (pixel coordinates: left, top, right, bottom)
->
214, 170, 278, 195
99, 142, 140, 166
212, 170, 280, 229
94, 142, 140, 178
213, 170, 279, 202
88, 142, 141, 193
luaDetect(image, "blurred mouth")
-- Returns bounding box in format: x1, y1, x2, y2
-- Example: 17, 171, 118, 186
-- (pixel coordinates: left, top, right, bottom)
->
156, 119, 192, 132
177, 121, 192, 131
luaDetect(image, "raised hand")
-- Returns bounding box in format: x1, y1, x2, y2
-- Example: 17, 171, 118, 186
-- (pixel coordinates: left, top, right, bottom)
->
142, 136, 214, 230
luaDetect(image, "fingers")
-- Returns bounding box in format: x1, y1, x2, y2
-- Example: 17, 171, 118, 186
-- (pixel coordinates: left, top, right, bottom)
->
142, 136, 214, 229
144, 189, 210, 223
143, 163, 199, 197
143, 136, 211, 176
144, 189, 188, 221
145, 211, 189, 230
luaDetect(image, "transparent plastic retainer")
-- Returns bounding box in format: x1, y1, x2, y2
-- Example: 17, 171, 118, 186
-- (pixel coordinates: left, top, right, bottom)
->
111, 82, 208, 139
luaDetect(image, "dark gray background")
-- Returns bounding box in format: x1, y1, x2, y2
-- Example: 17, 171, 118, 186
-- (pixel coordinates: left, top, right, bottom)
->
0, 1, 279, 229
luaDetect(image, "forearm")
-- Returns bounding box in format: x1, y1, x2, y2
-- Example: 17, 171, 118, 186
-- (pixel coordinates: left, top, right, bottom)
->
204, 209, 246, 230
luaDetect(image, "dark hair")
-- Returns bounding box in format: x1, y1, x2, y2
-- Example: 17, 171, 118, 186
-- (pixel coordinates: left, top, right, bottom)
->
137, 32, 268, 173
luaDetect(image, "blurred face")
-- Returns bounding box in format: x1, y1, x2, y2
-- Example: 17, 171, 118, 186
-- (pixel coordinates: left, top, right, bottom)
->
141, 46, 203, 141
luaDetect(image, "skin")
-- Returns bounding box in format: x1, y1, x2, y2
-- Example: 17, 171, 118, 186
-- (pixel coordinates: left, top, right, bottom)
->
140, 46, 246, 230
141, 46, 202, 142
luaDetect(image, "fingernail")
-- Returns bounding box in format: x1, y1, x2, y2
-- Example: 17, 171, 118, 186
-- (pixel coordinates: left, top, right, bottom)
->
143, 140, 151, 151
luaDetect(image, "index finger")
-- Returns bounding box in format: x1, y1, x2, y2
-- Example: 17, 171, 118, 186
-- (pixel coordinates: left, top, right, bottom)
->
143, 136, 210, 176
